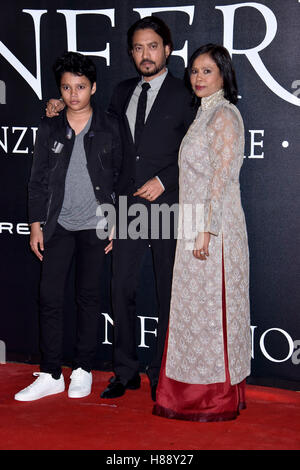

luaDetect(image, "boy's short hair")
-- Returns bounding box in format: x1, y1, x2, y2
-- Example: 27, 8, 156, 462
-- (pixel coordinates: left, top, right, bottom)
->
53, 51, 97, 90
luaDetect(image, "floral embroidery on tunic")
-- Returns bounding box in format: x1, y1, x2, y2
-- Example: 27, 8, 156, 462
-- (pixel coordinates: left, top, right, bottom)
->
166, 89, 251, 385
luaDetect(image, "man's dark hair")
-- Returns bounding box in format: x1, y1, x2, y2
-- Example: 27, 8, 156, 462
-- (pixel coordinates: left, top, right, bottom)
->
127, 16, 173, 54
53, 51, 97, 90
187, 44, 238, 104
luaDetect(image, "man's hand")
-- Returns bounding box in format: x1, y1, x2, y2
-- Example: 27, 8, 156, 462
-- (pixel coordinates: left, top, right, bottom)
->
104, 225, 115, 255
45, 99, 65, 118
133, 177, 164, 201
30, 222, 44, 261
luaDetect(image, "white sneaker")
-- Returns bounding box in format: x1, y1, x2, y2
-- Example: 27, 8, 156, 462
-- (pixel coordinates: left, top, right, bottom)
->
68, 368, 92, 398
14, 372, 65, 402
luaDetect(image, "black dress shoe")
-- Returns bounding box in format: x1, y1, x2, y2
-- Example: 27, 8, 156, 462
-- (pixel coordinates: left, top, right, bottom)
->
100, 375, 141, 399
101, 380, 125, 399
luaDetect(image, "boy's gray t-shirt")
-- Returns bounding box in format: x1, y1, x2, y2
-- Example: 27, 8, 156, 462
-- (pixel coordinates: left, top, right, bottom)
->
58, 115, 106, 231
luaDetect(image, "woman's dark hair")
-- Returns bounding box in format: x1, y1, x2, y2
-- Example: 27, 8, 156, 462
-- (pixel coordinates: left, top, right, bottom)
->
187, 44, 238, 104
127, 16, 173, 54
53, 51, 97, 90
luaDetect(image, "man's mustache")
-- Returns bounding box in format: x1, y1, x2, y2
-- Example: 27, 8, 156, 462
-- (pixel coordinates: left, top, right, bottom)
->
140, 59, 155, 65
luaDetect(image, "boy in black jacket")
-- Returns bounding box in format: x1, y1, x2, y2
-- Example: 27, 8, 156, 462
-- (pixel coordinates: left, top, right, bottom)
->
15, 52, 121, 401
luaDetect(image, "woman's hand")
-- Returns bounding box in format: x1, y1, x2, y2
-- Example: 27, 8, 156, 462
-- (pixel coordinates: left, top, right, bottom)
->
30, 222, 44, 261
193, 232, 210, 260
45, 99, 65, 117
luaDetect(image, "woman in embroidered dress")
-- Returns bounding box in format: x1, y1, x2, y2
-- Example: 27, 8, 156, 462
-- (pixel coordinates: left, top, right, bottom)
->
153, 44, 251, 422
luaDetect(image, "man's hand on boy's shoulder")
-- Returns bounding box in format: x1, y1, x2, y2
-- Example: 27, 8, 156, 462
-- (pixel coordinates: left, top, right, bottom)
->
45, 98, 65, 118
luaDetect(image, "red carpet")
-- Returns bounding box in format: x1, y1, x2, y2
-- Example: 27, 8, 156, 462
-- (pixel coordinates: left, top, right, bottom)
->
0, 363, 300, 450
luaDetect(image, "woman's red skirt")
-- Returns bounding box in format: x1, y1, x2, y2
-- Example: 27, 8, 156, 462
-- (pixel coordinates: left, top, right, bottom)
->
153, 252, 246, 422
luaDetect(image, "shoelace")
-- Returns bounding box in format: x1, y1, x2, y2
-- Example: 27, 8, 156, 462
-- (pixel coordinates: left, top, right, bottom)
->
70, 370, 90, 387
22, 372, 46, 390
70, 370, 85, 383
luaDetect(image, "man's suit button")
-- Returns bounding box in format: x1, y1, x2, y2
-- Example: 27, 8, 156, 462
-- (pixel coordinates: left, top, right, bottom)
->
136, 156, 140, 161
95, 186, 100, 190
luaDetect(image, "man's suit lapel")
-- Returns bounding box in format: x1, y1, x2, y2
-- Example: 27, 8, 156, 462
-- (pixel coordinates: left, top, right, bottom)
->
121, 73, 173, 148
143, 73, 171, 130
135, 73, 173, 148
122, 79, 139, 146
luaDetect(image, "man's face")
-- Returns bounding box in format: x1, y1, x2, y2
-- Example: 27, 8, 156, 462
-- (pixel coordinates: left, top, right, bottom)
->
131, 28, 170, 80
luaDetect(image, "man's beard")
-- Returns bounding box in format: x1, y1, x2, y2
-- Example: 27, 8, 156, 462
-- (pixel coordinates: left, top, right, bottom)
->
136, 58, 167, 77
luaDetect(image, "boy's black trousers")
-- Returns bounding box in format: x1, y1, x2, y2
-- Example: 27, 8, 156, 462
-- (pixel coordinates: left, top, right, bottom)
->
39, 223, 108, 378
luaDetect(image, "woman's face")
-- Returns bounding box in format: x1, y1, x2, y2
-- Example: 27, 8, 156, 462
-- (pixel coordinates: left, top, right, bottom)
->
190, 53, 223, 99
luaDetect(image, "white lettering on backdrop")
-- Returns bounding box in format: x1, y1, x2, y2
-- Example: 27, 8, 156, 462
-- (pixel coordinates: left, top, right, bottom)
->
0, 3, 299, 105
57, 9, 115, 65
216, 2, 300, 106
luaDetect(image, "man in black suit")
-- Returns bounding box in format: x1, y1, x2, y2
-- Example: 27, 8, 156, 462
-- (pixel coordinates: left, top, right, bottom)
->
101, 16, 196, 400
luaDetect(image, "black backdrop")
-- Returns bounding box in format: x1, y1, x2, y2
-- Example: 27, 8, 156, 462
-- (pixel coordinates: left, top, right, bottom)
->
0, 0, 299, 389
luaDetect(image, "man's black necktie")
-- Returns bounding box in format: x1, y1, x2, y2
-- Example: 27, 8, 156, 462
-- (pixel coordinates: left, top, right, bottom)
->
134, 82, 151, 147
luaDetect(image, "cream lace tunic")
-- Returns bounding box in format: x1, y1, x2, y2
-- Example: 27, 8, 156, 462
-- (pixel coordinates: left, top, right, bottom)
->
166, 89, 251, 385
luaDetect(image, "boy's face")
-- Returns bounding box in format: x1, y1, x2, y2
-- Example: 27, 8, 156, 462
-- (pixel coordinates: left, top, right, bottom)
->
60, 72, 96, 112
